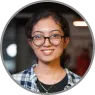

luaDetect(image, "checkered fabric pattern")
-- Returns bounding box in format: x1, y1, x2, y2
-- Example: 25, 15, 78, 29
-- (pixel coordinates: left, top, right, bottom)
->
12, 64, 81, 93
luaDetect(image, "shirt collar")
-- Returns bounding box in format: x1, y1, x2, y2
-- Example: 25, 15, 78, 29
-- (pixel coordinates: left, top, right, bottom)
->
65, 68, 75, 86
29, 62, 76, 86
29, 63, 38, 81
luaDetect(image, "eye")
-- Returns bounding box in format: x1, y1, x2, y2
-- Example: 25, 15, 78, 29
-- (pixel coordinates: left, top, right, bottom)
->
33, 35, 43, 40
51, 34, 61, 39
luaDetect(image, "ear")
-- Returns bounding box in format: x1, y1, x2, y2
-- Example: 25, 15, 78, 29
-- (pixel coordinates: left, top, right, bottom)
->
64, 37, 70, 49
27, 39, 33, 48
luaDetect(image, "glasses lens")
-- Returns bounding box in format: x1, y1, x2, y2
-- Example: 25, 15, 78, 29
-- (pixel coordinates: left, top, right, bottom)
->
50, 34, 61, 45
33, 35, 44, 46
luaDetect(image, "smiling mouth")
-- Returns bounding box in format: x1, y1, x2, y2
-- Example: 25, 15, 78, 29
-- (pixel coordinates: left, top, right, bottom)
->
41, 49, 54, 56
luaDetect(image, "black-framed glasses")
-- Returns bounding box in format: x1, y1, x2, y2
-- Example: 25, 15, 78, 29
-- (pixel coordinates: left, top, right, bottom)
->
30, 34, 65, 47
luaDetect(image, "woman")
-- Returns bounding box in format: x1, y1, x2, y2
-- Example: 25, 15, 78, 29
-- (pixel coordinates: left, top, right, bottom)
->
13, 9, 80, 93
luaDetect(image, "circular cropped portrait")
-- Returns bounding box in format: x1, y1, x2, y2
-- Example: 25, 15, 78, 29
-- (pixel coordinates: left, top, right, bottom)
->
1, 0, 94, 94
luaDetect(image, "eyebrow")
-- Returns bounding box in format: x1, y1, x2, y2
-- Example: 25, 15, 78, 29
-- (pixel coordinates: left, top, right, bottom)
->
32, 29, 62, 35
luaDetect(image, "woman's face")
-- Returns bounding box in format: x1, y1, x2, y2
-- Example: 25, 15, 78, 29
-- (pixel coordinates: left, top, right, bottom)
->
29, 16, 69, 63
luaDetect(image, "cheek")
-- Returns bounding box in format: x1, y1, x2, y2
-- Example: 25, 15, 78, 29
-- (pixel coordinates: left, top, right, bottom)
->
32, 46, 40, 56
55, 45, 64, 57
30, 42, 40, 56
56, 41, 65, 56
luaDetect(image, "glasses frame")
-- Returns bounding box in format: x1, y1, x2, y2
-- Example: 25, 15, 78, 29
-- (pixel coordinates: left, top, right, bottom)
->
30, 35, 65, 47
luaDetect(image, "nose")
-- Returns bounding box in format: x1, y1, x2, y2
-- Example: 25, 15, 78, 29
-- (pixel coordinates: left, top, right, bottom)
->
43, 38, 52, 47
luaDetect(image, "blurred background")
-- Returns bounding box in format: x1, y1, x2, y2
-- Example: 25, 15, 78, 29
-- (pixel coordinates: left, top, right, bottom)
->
2, 2, 93, 76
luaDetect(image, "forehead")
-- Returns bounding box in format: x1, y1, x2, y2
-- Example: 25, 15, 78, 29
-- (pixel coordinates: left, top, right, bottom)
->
32, 16, 63, 34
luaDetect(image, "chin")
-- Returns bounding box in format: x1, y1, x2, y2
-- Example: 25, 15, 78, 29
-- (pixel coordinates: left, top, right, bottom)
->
39, 56, 57, 63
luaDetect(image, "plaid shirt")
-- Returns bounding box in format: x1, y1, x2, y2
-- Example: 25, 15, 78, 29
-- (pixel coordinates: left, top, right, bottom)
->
12, 64, 81, 93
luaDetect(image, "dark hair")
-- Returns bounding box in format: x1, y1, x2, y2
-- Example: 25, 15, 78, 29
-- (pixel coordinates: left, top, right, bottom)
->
25, 8, 70, 67
25, 8, 70, 39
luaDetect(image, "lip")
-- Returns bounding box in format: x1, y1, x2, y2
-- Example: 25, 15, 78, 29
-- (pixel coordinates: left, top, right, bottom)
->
41, 49, 54, 50
41, 49, 54, 56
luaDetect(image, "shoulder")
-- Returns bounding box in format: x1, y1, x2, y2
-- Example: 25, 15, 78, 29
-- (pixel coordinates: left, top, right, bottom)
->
65, 68, 81, 85
12, 66, 34, 84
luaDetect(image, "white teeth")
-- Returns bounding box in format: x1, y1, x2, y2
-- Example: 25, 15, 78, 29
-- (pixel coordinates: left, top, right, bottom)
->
43, 50, 53, 53
42, 50, 54, 55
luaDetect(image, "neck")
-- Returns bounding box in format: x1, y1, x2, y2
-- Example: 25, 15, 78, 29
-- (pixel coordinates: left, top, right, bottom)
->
34, 58, 64, 77
34, 58, 66, 84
